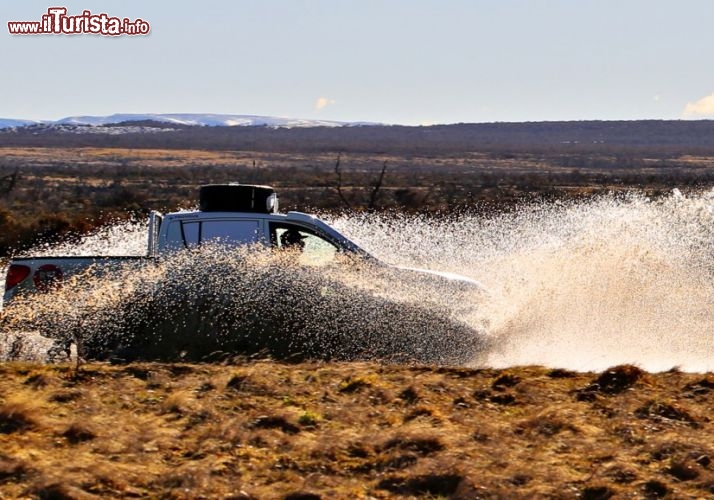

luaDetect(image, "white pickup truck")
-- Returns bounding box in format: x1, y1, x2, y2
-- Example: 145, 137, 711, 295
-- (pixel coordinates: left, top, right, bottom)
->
3, 184, 481, 305
3, 184, 488, 364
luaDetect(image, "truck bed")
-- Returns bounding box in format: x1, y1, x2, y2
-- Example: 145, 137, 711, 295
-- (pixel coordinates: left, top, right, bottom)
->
3, 255, 146, 306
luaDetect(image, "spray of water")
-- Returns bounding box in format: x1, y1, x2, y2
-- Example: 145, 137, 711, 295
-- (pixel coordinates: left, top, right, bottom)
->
1, 244, 486, 364
2, 189, 712, 371
328, 188, 714, 372
28, 218, 149, 257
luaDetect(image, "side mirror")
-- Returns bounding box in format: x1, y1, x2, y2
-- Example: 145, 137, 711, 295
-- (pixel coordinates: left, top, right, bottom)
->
266, 193, 279, 213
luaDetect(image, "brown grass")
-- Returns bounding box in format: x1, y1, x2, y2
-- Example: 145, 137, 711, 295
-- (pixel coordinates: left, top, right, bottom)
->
0, 361, 713, 498
0, 397, 39, 434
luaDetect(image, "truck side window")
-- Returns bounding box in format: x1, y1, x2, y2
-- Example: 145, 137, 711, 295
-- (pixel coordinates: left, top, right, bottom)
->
165, 220, 259, 249
165, 221, 199, 249
182, 222, 200, 248
201, 220, 260, 246
270, 223, 338, 266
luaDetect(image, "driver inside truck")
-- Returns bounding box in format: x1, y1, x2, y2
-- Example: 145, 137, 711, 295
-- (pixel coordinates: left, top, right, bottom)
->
280, 228, 306, 251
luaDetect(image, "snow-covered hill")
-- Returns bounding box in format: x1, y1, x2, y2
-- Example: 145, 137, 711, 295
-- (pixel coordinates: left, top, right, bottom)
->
0, 118, 42, 128
0, 113, 377, 130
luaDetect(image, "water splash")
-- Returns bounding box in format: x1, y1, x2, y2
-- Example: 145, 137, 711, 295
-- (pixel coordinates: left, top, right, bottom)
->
328, 188, 714, 372
2, 189, 713, 371
1, 246, 486, 365
25, 218, 149, 257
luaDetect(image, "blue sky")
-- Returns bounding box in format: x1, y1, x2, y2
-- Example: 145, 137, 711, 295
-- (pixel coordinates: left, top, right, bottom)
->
3, 1, 714, 125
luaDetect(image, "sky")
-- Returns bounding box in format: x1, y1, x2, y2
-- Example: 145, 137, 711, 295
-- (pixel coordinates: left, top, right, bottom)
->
3, 0, 714, 125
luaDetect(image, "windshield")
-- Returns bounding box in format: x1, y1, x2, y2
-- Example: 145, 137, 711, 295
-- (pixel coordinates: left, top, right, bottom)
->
270, 223, 338, 266
308, 217, 375, 260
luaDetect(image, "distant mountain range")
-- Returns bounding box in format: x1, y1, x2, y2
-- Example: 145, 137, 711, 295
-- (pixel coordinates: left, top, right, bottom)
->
2, 116, 714, 154
0, 113, 378, 129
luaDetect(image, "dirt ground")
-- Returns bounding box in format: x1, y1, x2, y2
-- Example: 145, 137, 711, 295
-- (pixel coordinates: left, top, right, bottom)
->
1, 360, 713, 498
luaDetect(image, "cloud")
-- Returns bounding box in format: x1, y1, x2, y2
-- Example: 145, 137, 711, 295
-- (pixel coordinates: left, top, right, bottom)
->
314, 97, 336, 110
683, 93, 714, 117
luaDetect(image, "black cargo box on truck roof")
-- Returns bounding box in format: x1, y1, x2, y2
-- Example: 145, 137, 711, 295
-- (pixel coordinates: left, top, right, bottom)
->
199, 184, 277, 213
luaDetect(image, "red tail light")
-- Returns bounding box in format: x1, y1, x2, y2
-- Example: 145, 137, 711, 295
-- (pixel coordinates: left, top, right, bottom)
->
5, 264, 31, 292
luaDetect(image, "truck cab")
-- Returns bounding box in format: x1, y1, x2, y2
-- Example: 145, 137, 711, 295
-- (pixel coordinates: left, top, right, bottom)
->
154, 210, 371, 264
150, 184, 372, 265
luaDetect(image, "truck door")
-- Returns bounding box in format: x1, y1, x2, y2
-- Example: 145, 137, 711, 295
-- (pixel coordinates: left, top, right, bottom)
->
269, 222, 339, 266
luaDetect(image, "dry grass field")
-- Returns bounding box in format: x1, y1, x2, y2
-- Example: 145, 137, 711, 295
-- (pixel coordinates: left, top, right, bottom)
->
1, 360, 713, 498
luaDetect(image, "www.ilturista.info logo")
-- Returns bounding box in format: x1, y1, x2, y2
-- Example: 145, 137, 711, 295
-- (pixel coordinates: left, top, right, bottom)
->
8, 7, 150, 36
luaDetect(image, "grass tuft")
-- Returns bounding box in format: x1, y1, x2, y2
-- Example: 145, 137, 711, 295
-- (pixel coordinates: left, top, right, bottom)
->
297, 411, 321, 428
398, 385, 420, 404
0, 400, 37, 434
249, 415, 300, 434
376, 473, 464, 496
516, 413, 579, 437
49, 391, 82, 403
160, 391, 193, 415
0, 457, 29, 482
403, 405, 436, 422
381, 434, 444, 455
642, 479, 669, 498
666, 459, 700, 481
547, 368, 577, 378
61, 421, 97, 444
338, 376, 372, 393
635, 400, 698, 426
594, 364, 645, 394
24, 373, 51, 389
124, 366, 151, 380
283, 492, 322, 500
581, 485, 615, 500
226, 374, 249, 390
492, 373, 521, 390
682, 377, 714, 397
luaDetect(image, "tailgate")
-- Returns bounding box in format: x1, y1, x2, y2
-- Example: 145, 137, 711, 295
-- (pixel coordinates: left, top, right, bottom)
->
3, 256, 145, 305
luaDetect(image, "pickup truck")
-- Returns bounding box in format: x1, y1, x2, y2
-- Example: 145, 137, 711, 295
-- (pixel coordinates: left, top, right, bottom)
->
4, 184, 482, 305
2, 184, 486, 364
